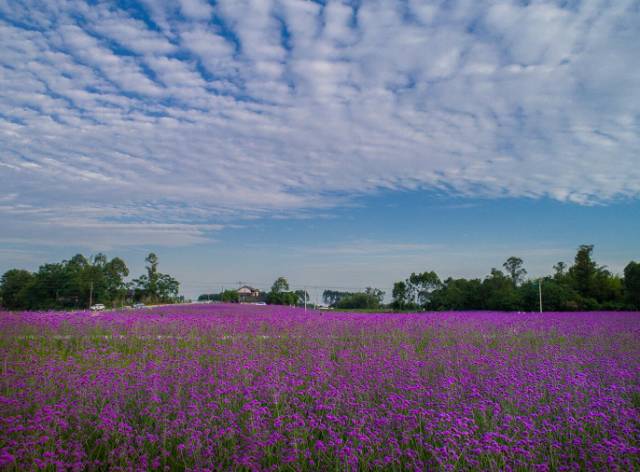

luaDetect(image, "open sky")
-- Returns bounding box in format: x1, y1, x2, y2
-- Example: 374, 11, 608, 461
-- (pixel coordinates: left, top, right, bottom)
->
1, 0, 639, 299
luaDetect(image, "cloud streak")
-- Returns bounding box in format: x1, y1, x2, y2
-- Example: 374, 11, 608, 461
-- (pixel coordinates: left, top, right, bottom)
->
1, 0, 639, 247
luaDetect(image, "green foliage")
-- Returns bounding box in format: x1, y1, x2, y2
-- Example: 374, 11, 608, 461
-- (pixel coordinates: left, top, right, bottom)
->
266, 277, 297, 305
392, 271, 441, 309
132, 253, 180, 304
503, 256, 527, 286
322, 290, 351, 307
430, 278, 483, 310
0, 254, 129, 310
0, 269, 35, 310
569, 245, 597, 298
408, 271, 442, 308
335, 287, 385, 309
393, 246, 637, 312
624, 261, 640, 309
270, 277, 289, 294
221, 290, 239, 303
481, 268, 522, 311
519, 278, 578, 311
1, 252, 182, 310
391, 281, 411, 310
266, 290, 298, 306
294, 289, 309, 305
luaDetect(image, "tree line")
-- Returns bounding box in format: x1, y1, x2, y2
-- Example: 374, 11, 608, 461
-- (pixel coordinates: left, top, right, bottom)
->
198, 277, 311, 306
391, 245, 639, 311
196, 245, 639, 312
322, 288, 385, 309
0, 252, 181, 310
198, 277, 387, 309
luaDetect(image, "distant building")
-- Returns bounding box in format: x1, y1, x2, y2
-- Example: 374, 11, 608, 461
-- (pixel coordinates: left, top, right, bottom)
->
237, 285, 261, 302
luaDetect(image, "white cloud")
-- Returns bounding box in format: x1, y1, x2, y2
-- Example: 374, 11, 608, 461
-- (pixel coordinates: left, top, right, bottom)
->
179, 0, 213, 21
0, 203, 225, 249
0, 0, 639, 248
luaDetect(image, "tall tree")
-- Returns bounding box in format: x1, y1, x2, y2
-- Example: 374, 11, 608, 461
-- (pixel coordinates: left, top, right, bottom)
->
407, 271, 441, 308
503, 257, 527, 286
270, 276, 289, 294
267, 277, 297, 305
569, 245, 597, 298
0, 269, 34, 310
624, 261, 640, 309
482, 268, 521, 311
430, 278, 483, 311
295, 289, 310, 305
133, 253, 180, 304
519, 277, 578, 312
145, 253, 159, 299
553, 262, 567, 278
104, 257, 129, 306
391, 281, 410, 310
1, 252, 179, 310
30, 262, 68, 309
334, 288, 385, 309
221, 290, 239, 303
364, 287, 385, 307
157, 273, 180, 301
322, 290, 352, 307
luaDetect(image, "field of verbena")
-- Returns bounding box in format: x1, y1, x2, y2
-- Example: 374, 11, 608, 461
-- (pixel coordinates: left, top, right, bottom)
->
1, 306, 639, 471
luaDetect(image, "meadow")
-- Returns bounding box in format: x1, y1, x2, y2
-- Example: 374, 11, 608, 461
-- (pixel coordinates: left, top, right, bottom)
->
0, 305, 638, 471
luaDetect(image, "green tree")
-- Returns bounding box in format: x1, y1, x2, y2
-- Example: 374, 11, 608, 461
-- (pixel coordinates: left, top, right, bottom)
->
145, 253, 159, 299
430, 278, 483, 311
267, 277, 298, 305
565, 245, 626, 309
104, 257, 129, 306
553, 261, 567, 279
198, 293, 222, 302
322, 290, 352, 307
592, 268, 623, 309
519, 277, 579, 311
63, 254, 91, 307
364, 287, 385, 307
0, 269, 34, 310
270, 277, 289, 294
84, 254, 110, 306
221, 290, 239, 303
569, 245, 597, 299
29, 262, 69, 309
391, 281, 410, 310
482, 268, 521, 311
334, 288, 385, 310
294, 289, 310, 305
503, 257, 527, 286
133, 253, 180, 304
266, 291, 298, 305
157, 273, 180, 302
623, 261, 640, 309
407, 271, 441, 308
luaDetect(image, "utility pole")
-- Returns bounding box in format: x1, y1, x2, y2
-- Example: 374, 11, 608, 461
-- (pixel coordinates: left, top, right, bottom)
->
304, 286, 307, 312
89, 281, 94, 308
538, 279, 543, 313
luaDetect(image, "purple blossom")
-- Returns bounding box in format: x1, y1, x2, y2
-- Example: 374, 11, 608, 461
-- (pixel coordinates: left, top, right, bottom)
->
0, 306, 638, 470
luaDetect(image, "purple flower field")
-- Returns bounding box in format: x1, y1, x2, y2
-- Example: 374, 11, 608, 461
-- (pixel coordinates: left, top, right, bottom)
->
1, 305, 639, 471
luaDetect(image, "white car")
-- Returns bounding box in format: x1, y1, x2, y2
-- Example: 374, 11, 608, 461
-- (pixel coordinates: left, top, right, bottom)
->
90, 303, 106, 311
132, 303, 146, 309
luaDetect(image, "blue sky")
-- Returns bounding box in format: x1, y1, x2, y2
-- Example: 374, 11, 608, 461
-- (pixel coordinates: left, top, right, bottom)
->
1, 0, 639, 299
